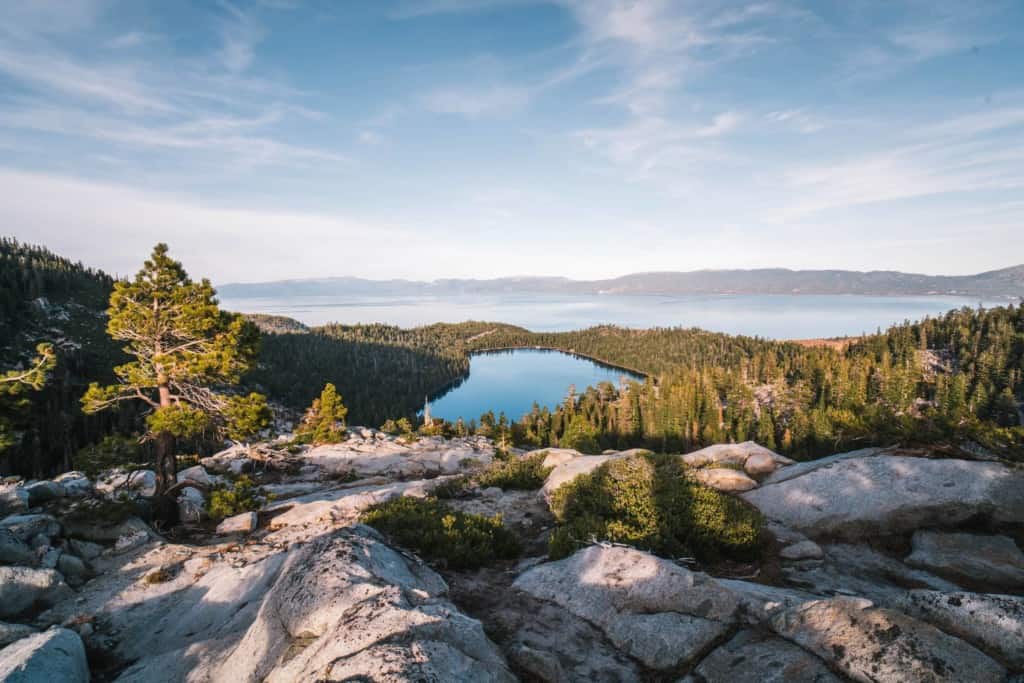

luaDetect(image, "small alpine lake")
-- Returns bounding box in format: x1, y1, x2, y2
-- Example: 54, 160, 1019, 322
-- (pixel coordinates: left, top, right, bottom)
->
426, 349, 644, 423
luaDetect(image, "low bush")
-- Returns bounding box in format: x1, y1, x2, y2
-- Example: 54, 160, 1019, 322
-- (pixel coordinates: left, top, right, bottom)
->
548, 454, 763, 562
361, 496, 521, 569
432, 476, 471, 499
476, 452, 552, 490
208, 475, 273, 520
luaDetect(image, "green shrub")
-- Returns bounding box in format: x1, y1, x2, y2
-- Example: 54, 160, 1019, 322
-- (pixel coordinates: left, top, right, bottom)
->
361, 497, 521, 569
476, 452, 552, 490
208, 475, 273, 520
548, 454, 763, 562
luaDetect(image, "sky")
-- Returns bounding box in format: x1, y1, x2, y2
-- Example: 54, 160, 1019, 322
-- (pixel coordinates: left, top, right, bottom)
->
1, 0, 1023, 283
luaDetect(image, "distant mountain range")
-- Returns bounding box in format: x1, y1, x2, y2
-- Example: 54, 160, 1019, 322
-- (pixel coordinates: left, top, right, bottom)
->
218, 265, 1024, 300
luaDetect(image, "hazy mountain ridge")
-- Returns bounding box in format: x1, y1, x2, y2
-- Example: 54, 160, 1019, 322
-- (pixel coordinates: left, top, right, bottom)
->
218, 265, 1024, 299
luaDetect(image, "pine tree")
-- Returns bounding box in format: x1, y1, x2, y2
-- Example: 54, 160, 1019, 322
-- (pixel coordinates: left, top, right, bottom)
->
295, 383, 349, 444
81, 244, 262, 495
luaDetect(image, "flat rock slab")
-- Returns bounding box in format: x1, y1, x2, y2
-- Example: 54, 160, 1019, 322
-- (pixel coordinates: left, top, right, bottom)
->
771, 597, 1006, 683
894, 590, 1024, 669
742, 455, 1024, 539
0, 627, 88, 683
267, 477, 450, 529
683, 630, 841, 683
306, 438, 495, 478
513, 545, 737, 670
905, 531, 1024, 590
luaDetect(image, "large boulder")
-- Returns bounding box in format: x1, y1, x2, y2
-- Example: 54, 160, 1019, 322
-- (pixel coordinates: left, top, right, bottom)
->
742, 454, 1024, 539
117, 526, 515, 682
215, 511, 257, 535
0, 514, 61, 543
0, 627, 88, 682
523, 448, 582, 469
771, 597, 1005, 682
176, 486, 206, 524
0, 483, 29, 517
0, 567, 73, 618
683, 629, 840, 682
201, 444, 253, 475
63, 514, 151, 543
0, 528, 35, 566
24, 480, 65, 505
53, 472, 93, 498
513, 545, 737, 670
681, 441, 792, 471
893, 590, 1024, 669
904, 531, 1024, 590
177, 465, 216, 487
0, 621, 38, 648
692, 467, 758, 492
95, 469, 156, 497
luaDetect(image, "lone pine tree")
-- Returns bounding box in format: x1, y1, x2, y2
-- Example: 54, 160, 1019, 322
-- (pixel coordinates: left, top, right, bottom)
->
82, 244, 265, 496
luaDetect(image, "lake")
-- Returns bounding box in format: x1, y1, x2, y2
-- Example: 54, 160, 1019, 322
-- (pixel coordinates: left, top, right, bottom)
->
426, 349, 643, 422
219, 292, 1005, 339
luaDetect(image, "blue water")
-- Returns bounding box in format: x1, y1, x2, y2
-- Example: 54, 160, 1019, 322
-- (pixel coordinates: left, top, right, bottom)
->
426, 349, 643, 423
220, 293, 1007, 339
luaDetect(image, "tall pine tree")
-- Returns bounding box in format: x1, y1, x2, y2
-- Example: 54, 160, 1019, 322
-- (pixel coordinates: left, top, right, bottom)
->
82, 244, 263, 495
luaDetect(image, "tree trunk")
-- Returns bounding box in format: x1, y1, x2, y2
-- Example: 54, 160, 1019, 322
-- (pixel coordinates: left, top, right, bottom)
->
155, 382, 176, 496
154, 430, 176, 496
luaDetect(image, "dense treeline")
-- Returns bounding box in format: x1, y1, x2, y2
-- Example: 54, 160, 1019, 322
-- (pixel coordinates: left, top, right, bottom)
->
0, 239, 135, 477
487, 307, 1024, 460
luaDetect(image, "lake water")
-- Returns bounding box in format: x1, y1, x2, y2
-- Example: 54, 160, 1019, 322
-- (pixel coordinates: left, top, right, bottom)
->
426, 349, 643, 422
220, 293, 1005, 339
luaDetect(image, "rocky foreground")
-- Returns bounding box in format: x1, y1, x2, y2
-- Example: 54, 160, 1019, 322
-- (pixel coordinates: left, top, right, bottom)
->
0, 431, 1022, 682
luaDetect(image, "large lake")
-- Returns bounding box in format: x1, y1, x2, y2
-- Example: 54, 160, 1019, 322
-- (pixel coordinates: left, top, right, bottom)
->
220, 293, 1005, 339
427, 349, 643, 422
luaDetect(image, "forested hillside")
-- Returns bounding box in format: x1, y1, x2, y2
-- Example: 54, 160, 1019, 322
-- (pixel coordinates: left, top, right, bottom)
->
0, 239, 133, 477
246, 323, 471, 426
249, 308, 1024, 461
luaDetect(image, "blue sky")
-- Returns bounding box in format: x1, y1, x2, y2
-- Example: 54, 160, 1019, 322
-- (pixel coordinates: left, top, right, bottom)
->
2, 0, 1022, 283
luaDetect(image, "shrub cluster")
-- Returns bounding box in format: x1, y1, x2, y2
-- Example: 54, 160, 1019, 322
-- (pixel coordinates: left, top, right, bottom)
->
548, 454, 764, 562
475, 452, 552, 490
361, 496, 521, 570
208, 475, 273, 520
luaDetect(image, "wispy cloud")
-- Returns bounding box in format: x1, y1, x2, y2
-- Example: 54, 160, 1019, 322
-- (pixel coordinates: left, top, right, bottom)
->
421, 85, 530, 117
216, 2, 265, 73
0, 1, 344, 175
0, 47, 173, 112
105, 31, 160, 49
